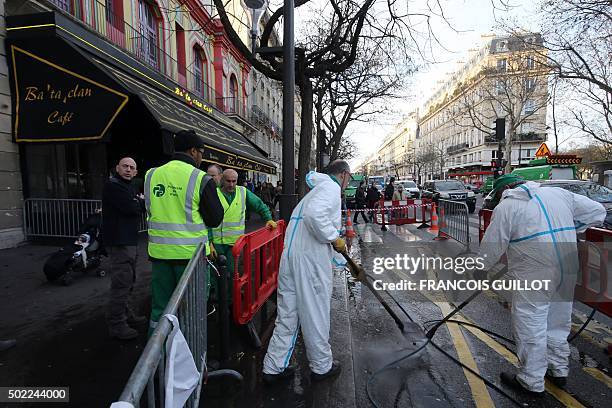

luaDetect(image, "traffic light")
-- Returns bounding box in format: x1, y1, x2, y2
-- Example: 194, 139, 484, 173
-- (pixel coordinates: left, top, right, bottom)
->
495, 118, 505, 141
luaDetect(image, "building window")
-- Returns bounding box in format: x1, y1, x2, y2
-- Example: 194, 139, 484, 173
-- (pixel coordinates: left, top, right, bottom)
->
496, 80, 505, 95
496, 40, 508, 52
229, 74, 239, 114
492, 150, 498, 159
193, 47, 208, 100
175, 24, 186, 84
137, 0, 161, 69
525, 78, 536, 92
497, 59, 507, 72
526, 55, 536, 70
523, 100, 536, 115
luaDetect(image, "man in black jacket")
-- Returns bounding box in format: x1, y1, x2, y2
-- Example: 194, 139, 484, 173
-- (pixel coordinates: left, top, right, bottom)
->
384, 177, 395, 200
102, 157, 145, 340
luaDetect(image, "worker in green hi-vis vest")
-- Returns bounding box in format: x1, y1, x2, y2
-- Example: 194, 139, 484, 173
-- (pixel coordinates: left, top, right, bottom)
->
144, 130, 224, 334
209, 169, 277, 299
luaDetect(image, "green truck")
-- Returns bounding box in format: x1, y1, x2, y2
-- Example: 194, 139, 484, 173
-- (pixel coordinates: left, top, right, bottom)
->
345, 174, 366, 209
511, 157, 578, 181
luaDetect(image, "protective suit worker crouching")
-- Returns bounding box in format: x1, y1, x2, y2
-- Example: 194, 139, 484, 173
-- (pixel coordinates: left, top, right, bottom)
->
208, 169, 277, 298
262, 160, 351, 384
145, 130, 224, 334
479, 175, 605, 396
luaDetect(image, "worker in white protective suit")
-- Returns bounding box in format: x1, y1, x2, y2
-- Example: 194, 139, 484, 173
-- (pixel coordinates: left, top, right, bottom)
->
262, 160, 351, 384
479, 174, 605, 396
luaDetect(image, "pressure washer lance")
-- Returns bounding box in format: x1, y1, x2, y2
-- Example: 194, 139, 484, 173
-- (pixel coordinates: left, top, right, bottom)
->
339, 249, 424, 340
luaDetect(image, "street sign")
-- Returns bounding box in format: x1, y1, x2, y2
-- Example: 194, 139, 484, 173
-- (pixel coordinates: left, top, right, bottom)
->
535, 142, 551, 157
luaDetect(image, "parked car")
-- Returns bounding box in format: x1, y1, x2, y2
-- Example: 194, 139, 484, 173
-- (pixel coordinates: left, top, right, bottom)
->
421, 179, 477, 213
482, 179, 612, 229
396, 179, 421, 198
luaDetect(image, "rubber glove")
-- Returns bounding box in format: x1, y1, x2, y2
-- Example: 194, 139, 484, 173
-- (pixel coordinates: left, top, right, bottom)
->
332, 237, 346, 253
266, 220, 278, 230
209, 242, 217, 260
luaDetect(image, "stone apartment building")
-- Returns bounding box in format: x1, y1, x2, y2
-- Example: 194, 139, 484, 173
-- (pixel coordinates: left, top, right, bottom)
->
415, 33, 548, 183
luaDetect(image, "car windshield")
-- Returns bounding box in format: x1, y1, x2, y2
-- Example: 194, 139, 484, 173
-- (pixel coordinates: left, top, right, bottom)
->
401, 181, 417, 188
435, 181, 465, 191
546, 182, 612, 203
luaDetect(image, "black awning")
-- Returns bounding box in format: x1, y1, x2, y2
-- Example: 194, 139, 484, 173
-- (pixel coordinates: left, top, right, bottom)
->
91, 59, 276, 174
6, 36, 129, 143
5, 12, 276, 174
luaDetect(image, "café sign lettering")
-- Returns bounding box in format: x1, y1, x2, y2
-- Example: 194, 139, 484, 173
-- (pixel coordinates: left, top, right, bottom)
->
10, 46, 128, 142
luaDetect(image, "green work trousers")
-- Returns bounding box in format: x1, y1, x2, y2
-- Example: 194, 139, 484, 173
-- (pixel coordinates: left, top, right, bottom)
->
149, 260, 210, 334
210, 243, 234, 301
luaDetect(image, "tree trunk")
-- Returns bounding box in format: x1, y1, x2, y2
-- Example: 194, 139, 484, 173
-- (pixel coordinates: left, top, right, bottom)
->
315, 88, 325, 170
297, 77, 314, 198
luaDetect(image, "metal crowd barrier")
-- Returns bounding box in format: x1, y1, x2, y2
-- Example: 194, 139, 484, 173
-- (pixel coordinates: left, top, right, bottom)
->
438, 199, 471, 252
479, 209, 611, 317
232, 220, 286, 325
373, 198, 432, 231
116, 242, 209, 407
23, 198, 147, 238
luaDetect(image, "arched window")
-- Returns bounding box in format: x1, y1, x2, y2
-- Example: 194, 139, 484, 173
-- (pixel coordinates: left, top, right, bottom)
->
193, 47, 208, 101
137, 0, 161, 69
229, 74, 239, 113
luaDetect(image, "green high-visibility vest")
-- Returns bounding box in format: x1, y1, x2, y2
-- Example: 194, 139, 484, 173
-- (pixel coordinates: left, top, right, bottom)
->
144, 160, 211, 259
212, 186, 246, 245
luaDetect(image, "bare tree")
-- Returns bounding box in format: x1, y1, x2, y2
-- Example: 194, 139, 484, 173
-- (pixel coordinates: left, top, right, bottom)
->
212, 0, 449, 195
317, 43, 408, 162
506, 1, 611, 145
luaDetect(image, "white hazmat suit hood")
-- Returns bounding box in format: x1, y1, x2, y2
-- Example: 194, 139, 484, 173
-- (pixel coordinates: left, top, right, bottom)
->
480, 180, 605, 392
263, 171, 342, 375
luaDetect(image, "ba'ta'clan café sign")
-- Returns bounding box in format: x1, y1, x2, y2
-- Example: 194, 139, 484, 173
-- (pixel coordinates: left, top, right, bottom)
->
10, 46, 128, 142
204, 146, 276, 175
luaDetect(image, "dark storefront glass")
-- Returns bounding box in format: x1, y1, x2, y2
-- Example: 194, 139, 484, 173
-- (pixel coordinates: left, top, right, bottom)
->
24, 143, 107, 199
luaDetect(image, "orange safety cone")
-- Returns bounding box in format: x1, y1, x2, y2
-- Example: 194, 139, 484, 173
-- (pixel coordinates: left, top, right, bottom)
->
345, 210, 357, 238
428, 203, 439, 233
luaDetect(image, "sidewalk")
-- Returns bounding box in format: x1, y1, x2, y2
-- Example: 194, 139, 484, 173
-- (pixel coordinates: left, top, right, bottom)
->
0, 215, 267, 407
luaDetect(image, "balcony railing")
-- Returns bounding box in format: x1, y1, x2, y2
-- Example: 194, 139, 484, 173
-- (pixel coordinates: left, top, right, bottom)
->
447, 143, 469, 154
484, 133, 545, 143
47, 0, 238, 115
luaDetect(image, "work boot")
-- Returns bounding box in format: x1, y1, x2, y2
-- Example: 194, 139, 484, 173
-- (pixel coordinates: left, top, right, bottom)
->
0, 339, 16, 352
110, 324, 139, 340
263, 365, 296, 385
545, 370, 567, 388
311, 360, 342, 382
127, 310, 147, 326
500, 372, 544, 397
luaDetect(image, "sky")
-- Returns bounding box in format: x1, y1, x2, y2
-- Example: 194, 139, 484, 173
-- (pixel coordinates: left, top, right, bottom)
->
291, 0, 542, 167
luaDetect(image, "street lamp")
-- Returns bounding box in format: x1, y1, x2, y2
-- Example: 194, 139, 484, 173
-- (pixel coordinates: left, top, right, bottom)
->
246, 0, 296, 222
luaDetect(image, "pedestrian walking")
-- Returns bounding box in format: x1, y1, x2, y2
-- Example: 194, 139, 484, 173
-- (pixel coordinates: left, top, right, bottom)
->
366, 182, 381, 222
384, 177, 395, 200
262, 160, 351, 384
480, 174, 605, 396
353, 181, 369, 224
145, 130, 223, 334
102, 157, 146, 340
209, 169, 277, 297
392, 184, 408, 201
